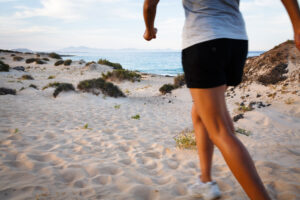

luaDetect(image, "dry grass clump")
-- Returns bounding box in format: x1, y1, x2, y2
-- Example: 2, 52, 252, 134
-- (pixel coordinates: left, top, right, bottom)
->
0, 87, 16, 95
48, 52, 61, 59
42, 58, 50, 61
102, 69, 141, 82
77, 77, 125, 98
64, 59, 72, 66
98, 59, 123, 70
54, 60, 64, 66
53, 83, 75, 98
21, 74, 34, 80
174, 128, 196, 149
85, 61, 96, 66
48, 75, 55, 79
235, 127, 251, 136
13, 56, 24, 61
0, 60, 9, 72
42, 82, 60, 90
284, 98, 295, 104
257, 63, 288, 85
174, 74, 185, 88
35, 59, 46, 64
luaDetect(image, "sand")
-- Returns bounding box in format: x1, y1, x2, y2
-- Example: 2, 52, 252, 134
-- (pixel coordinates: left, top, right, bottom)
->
0, 51, 299, 200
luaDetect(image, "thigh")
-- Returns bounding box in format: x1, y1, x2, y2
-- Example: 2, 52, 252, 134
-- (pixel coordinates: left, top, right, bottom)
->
190, 86, 230, 138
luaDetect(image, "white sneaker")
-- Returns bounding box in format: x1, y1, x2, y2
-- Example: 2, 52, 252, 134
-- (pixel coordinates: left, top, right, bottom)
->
188, 179, 221, 200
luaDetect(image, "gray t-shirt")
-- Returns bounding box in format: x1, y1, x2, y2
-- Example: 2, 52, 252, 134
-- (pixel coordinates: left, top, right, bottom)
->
182, 0, 248, 49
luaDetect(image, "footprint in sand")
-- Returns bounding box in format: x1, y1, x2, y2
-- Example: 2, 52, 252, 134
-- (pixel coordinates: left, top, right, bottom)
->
166, 159, 179, 169
129, 185, 159, 200
92, 175, 112, 185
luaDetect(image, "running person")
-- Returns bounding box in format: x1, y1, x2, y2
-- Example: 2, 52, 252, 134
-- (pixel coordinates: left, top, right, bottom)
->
143, 0, 300, 199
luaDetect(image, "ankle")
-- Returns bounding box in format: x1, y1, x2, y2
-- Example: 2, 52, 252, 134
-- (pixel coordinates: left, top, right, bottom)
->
200, 175, 212, 183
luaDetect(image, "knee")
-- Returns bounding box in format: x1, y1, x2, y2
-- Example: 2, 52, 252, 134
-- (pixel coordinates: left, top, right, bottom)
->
206, 125, 233, 145
191, 105, 201, 123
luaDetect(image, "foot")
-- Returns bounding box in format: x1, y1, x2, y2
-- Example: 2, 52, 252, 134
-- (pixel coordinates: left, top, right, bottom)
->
188, 179, 221, 200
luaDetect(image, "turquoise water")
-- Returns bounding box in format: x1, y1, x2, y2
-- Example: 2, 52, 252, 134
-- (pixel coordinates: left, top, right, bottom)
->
63, 51, 263, 76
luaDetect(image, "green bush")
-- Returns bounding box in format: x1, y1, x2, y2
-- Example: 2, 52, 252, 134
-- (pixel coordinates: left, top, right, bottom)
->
25, 58, 37, 64
21, 74, 34, 80
64, 59, 72, 66
0, 60, 9, 72
48, 52, 61, 59
13, 56, 24, 61
42, 58, 50, 61
48, 75, 55, 79
77, 77, 125, 98
102, 69, 141, 82
53, 83, 75, 98
174, 74, 185, 88
159, 84, 175, 94
98, 59, 123, 70
54, 60, 64, 66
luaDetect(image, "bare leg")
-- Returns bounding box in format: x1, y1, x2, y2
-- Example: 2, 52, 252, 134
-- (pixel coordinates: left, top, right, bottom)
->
190, 85, 270, 200
191, 105, 214, 183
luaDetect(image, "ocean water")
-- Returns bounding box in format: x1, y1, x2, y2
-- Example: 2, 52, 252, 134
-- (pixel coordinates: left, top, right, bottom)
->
63, 51, 263, 76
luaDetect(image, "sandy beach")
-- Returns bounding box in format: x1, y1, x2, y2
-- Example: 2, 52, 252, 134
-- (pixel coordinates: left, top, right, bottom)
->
0, 44, 300, 200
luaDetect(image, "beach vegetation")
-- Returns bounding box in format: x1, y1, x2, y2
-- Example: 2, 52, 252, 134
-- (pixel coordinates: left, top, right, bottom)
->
174, 128, 196, 149
82, 123, 92, 130
42, 82, 60, 90
235, 127, 251, 136
257, 63, 288, 85
11, 54, 15, 56
173, 74, 185, 88
54, 60, 64, 66
19, 87, 25, 91
1, 57, 5, 59
0, 60, 9, 72
21, 74, 34, 80
64, 59, 72, 66
48, 52, 61, 59
26, 58, 37, 64
98, 59, 123, 70
102, 69, 141, 82
114, 104, 121, 109
131, 114, 140, 120
85, 61, 96, 66
238, 104, 254, 113
13, 56, 24, 61
14, 128, 19, 133
53, 83, 75, 98
35, 59, 46, 64
42, 58, 50, 61
48, 75, 55, 79
77, 77, 125, 98
284, 98, 295, 105
29, 84, 38, 89
0, 87, 16, 95
159, 84, 175, 94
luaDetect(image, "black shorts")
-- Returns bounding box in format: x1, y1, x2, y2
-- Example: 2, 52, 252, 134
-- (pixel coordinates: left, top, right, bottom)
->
182, 38, 248, 88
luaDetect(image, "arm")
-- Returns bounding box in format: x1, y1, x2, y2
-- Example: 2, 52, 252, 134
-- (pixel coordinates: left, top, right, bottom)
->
281, 0, 300, 50
143, 0, 159, 41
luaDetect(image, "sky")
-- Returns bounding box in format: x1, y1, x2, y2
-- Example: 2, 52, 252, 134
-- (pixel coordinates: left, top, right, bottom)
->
0, 0, 297, 51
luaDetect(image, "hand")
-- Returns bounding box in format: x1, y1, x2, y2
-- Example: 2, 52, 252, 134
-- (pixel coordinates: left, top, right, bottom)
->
143, 28, 157, 41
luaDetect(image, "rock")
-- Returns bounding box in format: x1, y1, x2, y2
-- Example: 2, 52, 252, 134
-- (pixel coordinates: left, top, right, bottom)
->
0, 87, 16, 95
233, 114, 244, 122
12, 66, 25, 71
